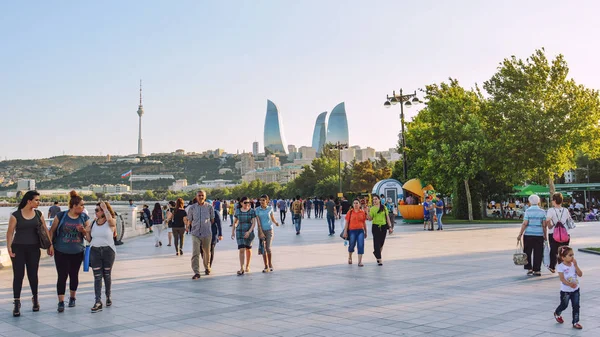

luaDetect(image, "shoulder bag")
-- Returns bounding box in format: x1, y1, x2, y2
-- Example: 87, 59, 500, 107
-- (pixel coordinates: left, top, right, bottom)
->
35, 210, 52, 249
340, 211, 352, 239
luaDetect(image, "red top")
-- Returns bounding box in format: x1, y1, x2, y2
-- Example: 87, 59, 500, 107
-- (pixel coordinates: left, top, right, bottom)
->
345, 209, 367, 230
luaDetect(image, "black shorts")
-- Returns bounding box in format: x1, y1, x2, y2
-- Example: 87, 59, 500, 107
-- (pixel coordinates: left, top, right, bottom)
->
238, 244, 252, 250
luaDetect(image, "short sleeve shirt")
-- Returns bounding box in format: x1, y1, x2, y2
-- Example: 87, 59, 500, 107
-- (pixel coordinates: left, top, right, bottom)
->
546, 207, 570, 233
557, 262, 579, 292
369, 206, 389, 226
523, 206, 546, 236
54, 212, 89, 254
187, 202, 215, 238
325, 201, 336, 215
435, 200, 444, 214
346, 209, 367, 230
48, 205, 61, 218
255, 206, 274, 231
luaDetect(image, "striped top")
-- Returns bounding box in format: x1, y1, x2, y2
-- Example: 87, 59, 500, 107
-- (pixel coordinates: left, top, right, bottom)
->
523, 205, 546, 236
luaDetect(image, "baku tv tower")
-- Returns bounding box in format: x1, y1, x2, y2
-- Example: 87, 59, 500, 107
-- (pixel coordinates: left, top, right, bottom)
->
137, 80, 144, 156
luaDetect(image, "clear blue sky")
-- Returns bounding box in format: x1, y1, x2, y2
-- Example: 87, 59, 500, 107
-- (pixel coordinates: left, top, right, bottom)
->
1, 0, 599, 159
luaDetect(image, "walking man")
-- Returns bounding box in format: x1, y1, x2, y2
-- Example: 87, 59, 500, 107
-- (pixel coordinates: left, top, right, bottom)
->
277, 198, 287, 224
292, 196, 304, 235
325, 196, 336, 236
187, 190, 215, 279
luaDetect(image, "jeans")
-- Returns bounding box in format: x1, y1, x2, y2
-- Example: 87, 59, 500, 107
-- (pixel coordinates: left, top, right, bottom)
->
54, 250, 84, 295
172, 227, 185, 253
327, 214, 335, 234
293, 214, 302, 232
89, 246, 115, 302
10, 244, 40, 299
523, 235, 544, 272
549, 234, 570, 270
436, 212, 443, 229
372, 224, 388, 260
229, 214, 234, 225
555, 289, 580, 324
280, 210, 286, 223
307, 208, 312, 218
348, 229, 365, 254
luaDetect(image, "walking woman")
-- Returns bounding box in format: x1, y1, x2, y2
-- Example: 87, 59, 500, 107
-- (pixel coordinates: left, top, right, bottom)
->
368, 194, 393, 266
168, 198, 188, 256
517, 194, 547, 276
152, 203, 163, 247
86, 201, 117, 313
342, 198, 367, 267
49, 190, 89, 312
231, 196, 256, 275
256, 194, 280, 273
546, 192, 572, 273
6, 191, 52, 317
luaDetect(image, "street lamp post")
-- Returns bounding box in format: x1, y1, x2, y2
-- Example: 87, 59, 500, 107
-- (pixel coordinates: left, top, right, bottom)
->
384, 89, 421, 182
333, 141, 348, 196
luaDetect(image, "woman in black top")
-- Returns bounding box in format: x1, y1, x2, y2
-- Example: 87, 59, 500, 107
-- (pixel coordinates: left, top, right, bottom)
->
167, 198, 188, 256
6, 191, 53, 317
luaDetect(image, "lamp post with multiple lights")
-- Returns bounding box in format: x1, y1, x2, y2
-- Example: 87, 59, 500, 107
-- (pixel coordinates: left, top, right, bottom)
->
384, 89, 421, 182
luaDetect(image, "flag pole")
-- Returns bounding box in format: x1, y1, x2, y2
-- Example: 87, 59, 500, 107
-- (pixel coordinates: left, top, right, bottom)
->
130, 169, 133, 193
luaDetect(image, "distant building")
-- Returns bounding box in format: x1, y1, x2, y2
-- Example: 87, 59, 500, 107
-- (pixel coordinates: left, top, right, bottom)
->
242, 164, 303, 184
564, 170, 576, 183
287, 144, 297, 154
17, 179, 35, 191
299, 146, 317, 161
240, 153, 255, 175
326, 102, 349, 146
312, 111, 328, 155
198, 179, 237, 189
252, 142, 259, 156
129, 174, 175, 182
175, 149, 185, 156
341, 148, 356, 162
263, 100, 288, 155
116, 157, 141, 163
265, 155, 280, 168
214, 148, 225, 156
169, 179, 188, 192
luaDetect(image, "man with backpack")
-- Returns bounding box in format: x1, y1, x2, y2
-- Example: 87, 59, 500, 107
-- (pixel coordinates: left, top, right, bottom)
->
292, 196, 304, 235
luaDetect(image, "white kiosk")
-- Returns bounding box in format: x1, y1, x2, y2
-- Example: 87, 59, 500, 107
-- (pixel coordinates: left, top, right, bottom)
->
372, 179, 404, 212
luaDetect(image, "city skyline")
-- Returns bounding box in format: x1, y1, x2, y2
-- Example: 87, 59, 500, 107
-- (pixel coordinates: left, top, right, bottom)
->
1, 1, 599, 159
263, 99, 289, 155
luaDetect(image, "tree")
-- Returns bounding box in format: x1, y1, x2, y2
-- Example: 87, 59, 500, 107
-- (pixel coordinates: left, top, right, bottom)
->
406, 79, 488, 220
484, 48, 600, 193
314, 175, 339, 197
351, 160, 377, 192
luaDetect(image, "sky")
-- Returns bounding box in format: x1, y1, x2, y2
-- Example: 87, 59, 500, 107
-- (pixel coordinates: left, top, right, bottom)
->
1, 0, 599, 160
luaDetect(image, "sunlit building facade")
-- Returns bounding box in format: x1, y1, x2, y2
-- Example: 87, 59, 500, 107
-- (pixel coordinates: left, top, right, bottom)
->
326, 102, 349, 145
311, 111, 328, 154
263, 99, 288, 155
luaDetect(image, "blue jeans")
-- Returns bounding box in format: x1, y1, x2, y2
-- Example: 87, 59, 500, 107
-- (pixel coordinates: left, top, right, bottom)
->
436, 212, 443, 229
293, 214, 302, 232
555, 289, 580, 324
348, 229, 365, 254
327, 214, 335, 234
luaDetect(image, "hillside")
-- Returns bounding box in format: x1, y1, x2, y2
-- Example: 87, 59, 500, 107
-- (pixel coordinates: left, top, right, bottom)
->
1, 155, 241, 190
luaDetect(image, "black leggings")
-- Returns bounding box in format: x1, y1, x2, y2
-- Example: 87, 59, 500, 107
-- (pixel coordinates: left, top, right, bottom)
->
372, 224, 388, 259
10, 244, 41, 299
54, 250, 84, 296
549, 234, 570, 270
172, 228, 185, 252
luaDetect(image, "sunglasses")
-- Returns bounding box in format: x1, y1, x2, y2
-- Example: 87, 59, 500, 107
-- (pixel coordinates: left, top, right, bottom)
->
95, 208, 101, 213
243, 202, 250, 204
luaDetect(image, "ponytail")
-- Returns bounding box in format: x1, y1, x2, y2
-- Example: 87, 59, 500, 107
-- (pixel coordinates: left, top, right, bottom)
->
68, 190, 82, 209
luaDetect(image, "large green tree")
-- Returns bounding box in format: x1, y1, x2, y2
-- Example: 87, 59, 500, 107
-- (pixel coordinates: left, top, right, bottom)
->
406, 79, 488, 220
484, 48, 600, 193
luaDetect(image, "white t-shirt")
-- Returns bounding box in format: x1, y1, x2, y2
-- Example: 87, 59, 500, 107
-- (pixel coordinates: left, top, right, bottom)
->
556, 262, 579, 292
546, 207, 570, 233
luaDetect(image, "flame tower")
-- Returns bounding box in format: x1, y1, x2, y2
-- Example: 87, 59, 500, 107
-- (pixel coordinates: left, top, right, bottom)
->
137, 80, 144, 156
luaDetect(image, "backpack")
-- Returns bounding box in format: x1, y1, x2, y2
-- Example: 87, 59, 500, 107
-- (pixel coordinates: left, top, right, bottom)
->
293, 201, 303, 214
553, 208, 569, 243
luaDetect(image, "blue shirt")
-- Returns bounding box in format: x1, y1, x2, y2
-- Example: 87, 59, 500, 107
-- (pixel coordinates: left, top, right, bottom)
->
255, 206, 274, 231
524, 205, 546, 236
436, 200, 444, 214
54, 211, 89, 254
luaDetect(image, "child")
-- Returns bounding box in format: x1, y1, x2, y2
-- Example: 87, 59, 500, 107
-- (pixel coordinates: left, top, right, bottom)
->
553, 246, 583, 329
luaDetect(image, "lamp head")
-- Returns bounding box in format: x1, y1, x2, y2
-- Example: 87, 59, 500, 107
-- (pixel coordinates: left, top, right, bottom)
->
384, 101, 391, 108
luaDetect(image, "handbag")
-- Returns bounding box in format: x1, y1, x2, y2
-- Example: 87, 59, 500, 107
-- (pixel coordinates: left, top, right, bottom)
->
35, 210, 52, 249
565, 215, 576, 230
513, 240, 528, 266
340, 211, 352, 239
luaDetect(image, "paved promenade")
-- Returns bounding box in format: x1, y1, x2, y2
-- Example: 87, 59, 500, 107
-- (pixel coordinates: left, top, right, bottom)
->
1, 217, 599, 337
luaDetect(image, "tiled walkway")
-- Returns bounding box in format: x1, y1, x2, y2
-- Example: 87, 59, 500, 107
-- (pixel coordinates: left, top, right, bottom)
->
1, 217, 599, 336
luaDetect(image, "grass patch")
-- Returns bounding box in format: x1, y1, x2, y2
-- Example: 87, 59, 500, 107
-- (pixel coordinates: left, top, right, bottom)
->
585, 247, 600, 253
439, 214, 522, 225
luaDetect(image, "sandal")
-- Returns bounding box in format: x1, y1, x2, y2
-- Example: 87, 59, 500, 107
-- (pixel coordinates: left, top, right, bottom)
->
348, 258, 352, 265
534, 271, 541, 276
377, 259, 383, 266
262, 268, 270, 273
358, 263, 364, 267
270, 267, 274, 272
245, 267, 250, 273
192, 273, 201, 280
527, 270, 534, 276
236, 270, 244, 276
573, 323, 582, 329
554, 312, 564, 324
